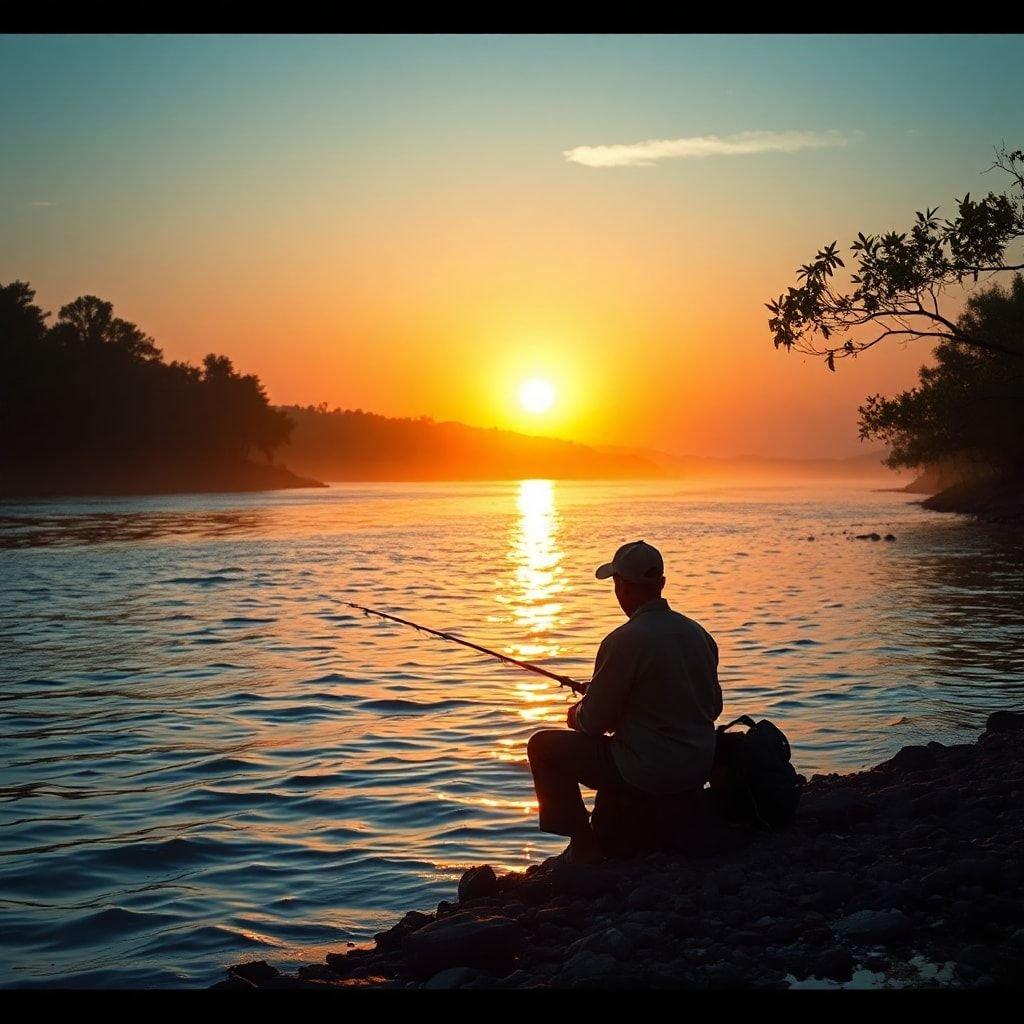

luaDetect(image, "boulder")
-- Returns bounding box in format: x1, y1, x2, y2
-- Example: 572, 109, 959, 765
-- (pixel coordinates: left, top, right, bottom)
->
402, 913, 525, 975
226, 960, 279, 985
374, 909, 434, 951
458, 865, 498, 902
985, 711, 1024, 735
833, 908, 912, 940
878, 745, 936, 774
559, 950, 621, 982
424, 966, 487, 989
814, 946, 854, 983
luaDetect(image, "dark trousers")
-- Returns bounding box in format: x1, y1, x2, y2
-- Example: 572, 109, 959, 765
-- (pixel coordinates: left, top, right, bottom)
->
526, 728, 643, 836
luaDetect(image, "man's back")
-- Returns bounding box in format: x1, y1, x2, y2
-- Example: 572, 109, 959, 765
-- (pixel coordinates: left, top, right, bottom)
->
575, 596, 722, 794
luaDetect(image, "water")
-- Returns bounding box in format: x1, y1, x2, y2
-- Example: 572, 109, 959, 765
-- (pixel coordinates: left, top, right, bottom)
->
1, 480, 1022, 988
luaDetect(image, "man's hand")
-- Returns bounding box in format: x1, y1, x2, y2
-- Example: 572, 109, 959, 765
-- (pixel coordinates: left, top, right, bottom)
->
566, 701, 582, 730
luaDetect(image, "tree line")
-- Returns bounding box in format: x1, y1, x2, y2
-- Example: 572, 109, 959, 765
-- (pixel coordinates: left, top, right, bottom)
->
0, 283, 294, 492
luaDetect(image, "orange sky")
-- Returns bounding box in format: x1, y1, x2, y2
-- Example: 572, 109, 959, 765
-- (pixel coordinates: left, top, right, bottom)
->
5, 35, 1020, 458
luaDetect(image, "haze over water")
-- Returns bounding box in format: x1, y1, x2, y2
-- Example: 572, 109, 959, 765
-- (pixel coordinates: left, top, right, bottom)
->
2, 480, 1022, 988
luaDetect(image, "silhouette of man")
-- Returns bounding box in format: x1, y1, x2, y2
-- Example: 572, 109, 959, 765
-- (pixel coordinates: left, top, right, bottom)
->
527, 540, 723, 863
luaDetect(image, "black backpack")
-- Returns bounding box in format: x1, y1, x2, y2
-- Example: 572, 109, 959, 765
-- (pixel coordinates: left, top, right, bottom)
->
709, 715, 806, 828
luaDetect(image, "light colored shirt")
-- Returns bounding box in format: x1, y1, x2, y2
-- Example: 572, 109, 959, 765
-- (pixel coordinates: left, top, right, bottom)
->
574, 597, 722, 795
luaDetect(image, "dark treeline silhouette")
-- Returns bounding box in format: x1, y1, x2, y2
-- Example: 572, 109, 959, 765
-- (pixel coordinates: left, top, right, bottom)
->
860, 274, 1024, 511
277, 405, 660, 481
0, 281, 319, 497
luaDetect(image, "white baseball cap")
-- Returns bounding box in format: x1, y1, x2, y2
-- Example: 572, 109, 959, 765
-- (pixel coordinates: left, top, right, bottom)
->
595, 540, 664, 584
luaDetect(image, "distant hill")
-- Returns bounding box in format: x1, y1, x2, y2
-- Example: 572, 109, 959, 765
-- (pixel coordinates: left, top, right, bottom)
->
277, 405, 903, 484
594, 445, 902, 483
277, 406, 661, 481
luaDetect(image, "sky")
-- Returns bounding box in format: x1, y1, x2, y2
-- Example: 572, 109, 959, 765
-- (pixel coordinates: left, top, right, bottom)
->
2, 34, 1023, 458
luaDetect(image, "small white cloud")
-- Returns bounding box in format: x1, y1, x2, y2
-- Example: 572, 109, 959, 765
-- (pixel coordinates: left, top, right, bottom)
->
29, 200, 57, 207
563, 129, 853, 168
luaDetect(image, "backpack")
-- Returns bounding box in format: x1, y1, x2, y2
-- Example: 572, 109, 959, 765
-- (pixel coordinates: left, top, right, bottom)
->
708, 715, 806, 828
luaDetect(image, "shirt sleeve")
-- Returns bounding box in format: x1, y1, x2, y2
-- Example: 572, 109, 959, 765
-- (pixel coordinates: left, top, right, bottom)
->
705, 628, 724, 720
574, 630, 637, 736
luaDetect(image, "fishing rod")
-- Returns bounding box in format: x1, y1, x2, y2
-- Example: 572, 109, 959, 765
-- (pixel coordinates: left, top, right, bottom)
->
342, 601, 587, 696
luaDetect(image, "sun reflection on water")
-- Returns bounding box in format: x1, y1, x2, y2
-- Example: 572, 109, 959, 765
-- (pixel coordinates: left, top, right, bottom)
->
499, 479, 565, 659
492, 480, 572, 737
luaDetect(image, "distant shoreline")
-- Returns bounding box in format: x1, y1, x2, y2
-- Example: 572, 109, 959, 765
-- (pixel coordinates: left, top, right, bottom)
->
0, 462, 326, 501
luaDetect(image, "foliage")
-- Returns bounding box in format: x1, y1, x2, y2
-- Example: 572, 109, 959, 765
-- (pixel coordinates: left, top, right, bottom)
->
0, 281, 293, 482
858, 274, 1024, 477
767, 145, 1024, 370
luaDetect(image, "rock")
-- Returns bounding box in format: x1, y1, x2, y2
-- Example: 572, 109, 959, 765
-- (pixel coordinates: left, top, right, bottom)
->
296, 963, 343, 981
957, 944, 990, 968
374, 909, 434, 951
766, 920, 799, 943
211, 975, 257, 990
804, 870, 855, 907
878, 745, 936, 774
402, 913, 525, 975
714, 866, 744, 895
565, 927, 634, 960
625, 885, 663, 911
227, 960, 279, 985
559, 950, 620, 981
833, 908, 912, 940
814, 946, 854, 983
549, 862, 619, 899
800, 791, 875, 829
424, 966, 486, 989
459, 865, 499, 902
985, 710, 1024, 735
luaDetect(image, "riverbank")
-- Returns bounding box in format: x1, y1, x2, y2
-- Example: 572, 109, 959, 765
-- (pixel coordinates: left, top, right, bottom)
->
0, 460, 325, 499
920, 477, 1024, 525
217, 711, 1024, 991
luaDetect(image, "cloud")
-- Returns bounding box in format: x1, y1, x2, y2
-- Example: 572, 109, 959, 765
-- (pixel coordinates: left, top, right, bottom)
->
563, 129, 853, 168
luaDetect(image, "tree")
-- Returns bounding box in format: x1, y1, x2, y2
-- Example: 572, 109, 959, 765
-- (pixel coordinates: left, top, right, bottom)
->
51, 295, 162, 361
0, 281, 48, 351
767, 145, 1024, 371
858, 274, 1024, 479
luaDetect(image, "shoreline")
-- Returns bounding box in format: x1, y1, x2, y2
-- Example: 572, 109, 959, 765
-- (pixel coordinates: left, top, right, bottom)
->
919, 478, 1024, 525
0, 462, 326, 501
217, 711, 1024, 991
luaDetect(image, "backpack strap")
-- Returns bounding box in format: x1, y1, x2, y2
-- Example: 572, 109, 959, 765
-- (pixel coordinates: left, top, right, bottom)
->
718, 714, 756, 734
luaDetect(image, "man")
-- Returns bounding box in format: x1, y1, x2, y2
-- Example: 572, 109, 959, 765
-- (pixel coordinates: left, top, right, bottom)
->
526, 540, 723, 863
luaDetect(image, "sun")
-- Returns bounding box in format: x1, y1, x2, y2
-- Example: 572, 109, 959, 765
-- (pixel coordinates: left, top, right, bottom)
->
519, 378, 555, 415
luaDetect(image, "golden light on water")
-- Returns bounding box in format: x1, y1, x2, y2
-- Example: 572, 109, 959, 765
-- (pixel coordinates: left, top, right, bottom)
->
500, 480, 565, 662
490, 479, 571, 739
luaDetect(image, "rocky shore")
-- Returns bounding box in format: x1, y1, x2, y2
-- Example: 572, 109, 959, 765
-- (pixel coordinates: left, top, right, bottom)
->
216, 712, 1024, 991
921, 478, 1024, 525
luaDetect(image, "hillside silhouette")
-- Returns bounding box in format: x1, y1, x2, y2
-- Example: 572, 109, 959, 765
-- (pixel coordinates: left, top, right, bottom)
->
278, 405, 897, 484
277, 405, 659, 481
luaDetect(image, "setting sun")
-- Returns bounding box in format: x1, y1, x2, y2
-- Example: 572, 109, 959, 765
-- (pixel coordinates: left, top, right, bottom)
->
520, 378, 556, 415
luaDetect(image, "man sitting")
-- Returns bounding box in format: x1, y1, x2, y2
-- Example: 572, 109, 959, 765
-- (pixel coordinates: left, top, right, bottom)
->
527, 540, 723, 863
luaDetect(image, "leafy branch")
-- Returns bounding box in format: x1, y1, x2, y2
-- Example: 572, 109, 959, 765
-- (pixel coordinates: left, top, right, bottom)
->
767, 144, 1024, 370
